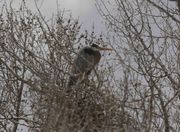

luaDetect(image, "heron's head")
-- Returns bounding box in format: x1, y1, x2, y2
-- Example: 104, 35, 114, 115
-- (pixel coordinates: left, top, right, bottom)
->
91, 44, 113, 51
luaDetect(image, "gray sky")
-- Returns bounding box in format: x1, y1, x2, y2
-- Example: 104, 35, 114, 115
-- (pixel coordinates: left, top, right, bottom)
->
8, 0, 105, 33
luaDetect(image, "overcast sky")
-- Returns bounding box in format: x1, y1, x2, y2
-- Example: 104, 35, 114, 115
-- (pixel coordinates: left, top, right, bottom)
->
8, 0, 105, 33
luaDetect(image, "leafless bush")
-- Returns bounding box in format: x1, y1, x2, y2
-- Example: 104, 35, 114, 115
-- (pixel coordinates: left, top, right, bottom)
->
0, 1, 137, 132
96, 0, 180, 131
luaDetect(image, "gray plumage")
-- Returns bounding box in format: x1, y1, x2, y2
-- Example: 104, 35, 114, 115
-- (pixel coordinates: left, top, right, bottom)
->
67, 44, 112, 87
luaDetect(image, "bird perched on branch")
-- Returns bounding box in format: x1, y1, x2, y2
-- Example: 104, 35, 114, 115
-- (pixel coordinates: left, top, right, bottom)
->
67, 43, 113, 87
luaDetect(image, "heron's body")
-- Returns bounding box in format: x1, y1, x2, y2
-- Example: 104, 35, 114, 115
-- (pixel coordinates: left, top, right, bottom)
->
68, 44, 112, 87
72, 47, 101, 75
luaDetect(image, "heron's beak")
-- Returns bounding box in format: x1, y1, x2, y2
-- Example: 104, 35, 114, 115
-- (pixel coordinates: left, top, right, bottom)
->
99, 47, 113, 51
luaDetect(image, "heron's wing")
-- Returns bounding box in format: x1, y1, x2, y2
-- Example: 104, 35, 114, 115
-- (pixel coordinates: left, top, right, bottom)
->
70, 47, 101, 77
72, 49, 94, 74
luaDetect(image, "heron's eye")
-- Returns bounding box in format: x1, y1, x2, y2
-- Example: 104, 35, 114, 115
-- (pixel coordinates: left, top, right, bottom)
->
91, 44, 99, 48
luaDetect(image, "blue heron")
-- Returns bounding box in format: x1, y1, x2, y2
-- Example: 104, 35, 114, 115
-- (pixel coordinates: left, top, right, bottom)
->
67, 44, 113, 87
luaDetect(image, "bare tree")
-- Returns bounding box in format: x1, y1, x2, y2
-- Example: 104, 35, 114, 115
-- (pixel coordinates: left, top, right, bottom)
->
0, 1, 138, 132
96, 0, 180, 131
2, 0, 179, 131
